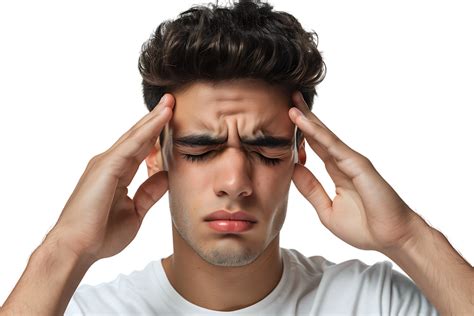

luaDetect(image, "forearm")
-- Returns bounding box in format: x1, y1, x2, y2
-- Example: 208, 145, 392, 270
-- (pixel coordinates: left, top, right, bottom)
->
384, 215, 474, 315
1, 237, 93, 315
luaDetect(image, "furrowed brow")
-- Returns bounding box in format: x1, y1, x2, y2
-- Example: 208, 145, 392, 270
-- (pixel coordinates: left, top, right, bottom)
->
174, 133, 293, 149
241, 135, 293, 149
174, 134, 227, 147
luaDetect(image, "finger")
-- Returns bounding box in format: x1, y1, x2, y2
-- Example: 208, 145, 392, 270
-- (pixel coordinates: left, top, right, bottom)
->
105, 99, 173, 188
291, 111, 355, 190
292, 163, 332, 227
290, 91, 329, 129
323, 156, 357, 190
290, 106, 352, 167
289, 91, 349, 162
115, 105, 172, 159
304, 132, 332, 163
289, 91, 369, 180
109, 94, 174, 151
133, 170, 169, 220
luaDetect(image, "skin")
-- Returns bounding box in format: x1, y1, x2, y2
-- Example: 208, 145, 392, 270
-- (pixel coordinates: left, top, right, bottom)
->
2, 79, 471, 315
145, 78, 473, 313
145, 79, 307, 310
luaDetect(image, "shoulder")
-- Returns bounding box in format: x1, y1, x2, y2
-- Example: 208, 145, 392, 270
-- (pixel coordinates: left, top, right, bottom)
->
281, 248, 438, 315
65, 260, 162, 315
284, 247, 413, 292
282, 248, 395, 290
282, 247, 393, 279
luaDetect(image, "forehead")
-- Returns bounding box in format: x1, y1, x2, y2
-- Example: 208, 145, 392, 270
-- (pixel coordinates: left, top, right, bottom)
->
170, 79, 292, 134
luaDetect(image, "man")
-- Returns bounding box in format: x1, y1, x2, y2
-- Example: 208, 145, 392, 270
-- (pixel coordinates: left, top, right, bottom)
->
1, 0, 472, 315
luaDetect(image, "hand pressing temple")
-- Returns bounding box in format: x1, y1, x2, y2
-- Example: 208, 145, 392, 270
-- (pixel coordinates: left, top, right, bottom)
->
289, 90, 474, 315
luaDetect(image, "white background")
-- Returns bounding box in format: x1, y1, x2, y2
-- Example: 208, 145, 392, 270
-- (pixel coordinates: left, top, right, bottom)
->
1, 0, 473, 305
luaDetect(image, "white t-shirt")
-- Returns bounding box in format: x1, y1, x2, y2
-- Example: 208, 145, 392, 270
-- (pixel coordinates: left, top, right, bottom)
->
65, 248, 438, 315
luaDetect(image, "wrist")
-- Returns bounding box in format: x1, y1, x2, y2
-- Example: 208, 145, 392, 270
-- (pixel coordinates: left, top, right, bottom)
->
1, 232, 94, 315
381, 211, 432, 258
37, 233, 96, 272
380, 213, 473, 315
41, 227, 98, 267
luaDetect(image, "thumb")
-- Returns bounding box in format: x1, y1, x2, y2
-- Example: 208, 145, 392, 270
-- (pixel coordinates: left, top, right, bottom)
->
292, 163, 332, 226
133, 170, 169, 221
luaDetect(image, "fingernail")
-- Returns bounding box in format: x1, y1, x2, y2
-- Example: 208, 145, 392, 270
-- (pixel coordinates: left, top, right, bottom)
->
153, 94, 168, 112
292, 107, 303, 117
291, 107, 306, 120
160, 94, 168, 104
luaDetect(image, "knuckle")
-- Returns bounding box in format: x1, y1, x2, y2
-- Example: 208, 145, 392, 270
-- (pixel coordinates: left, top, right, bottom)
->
356, 154, 372, 168
308, 124, 322, 139
87, 155, 99, 166
306, 182, 321, 202
87, 152, 107, 168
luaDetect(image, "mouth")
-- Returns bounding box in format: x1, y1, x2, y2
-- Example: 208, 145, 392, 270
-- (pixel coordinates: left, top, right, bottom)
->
204, 210, 258, 223
205, 219, 256, 233
204, 210, 258, 233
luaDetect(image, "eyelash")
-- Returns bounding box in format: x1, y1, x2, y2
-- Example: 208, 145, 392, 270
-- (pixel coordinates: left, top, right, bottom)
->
181, 151, 282, 166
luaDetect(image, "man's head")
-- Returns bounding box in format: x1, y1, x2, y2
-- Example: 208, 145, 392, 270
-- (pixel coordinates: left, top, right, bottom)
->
139, 0, 325, 267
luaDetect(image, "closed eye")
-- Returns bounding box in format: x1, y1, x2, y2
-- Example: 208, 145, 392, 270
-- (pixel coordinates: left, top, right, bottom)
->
181, 151, 282, 166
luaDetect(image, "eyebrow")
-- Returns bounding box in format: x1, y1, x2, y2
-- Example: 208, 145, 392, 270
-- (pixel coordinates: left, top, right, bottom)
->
174, 133, 293, 149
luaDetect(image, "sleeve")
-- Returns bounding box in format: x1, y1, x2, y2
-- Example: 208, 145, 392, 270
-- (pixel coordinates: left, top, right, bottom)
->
387, 265, 439, 316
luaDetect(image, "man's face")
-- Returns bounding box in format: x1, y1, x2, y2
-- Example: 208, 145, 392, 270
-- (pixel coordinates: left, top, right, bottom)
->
152, 79, 304, 267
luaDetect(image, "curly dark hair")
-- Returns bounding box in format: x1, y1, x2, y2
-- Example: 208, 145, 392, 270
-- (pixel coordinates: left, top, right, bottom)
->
138, 0, 326, 146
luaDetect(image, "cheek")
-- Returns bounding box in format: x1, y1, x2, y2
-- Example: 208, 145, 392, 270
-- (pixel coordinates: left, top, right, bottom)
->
166, 150, 210, 192
253, 165, 293, 204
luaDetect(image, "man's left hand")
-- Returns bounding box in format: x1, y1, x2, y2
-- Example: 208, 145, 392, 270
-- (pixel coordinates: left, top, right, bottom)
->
288, 91, 423, 253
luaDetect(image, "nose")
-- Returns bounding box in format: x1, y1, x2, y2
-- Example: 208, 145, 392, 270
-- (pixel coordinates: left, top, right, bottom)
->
213, 147, 253, 199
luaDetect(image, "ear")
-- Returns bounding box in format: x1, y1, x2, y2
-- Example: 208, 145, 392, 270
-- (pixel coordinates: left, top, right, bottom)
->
297, 137, 306, 165
145, 138, 165, 177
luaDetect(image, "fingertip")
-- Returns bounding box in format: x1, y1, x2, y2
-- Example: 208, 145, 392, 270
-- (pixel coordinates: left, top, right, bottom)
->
289, 107, 303, 118
161, 107, 174, 122
155, 93, 175, 110
289, 107, 308, 126
164, 93, 175, 109
155, 94, 168, 107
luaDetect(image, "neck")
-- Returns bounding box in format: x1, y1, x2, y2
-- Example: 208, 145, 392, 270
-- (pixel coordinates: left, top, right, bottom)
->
161, 226, 283, 311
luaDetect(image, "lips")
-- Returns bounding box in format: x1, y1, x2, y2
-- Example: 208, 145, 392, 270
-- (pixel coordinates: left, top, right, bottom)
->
204, 210, 257, 223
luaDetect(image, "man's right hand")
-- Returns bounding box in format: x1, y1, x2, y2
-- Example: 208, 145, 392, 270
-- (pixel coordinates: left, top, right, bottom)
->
45, 93, 174, 263
1, 94, 174, 315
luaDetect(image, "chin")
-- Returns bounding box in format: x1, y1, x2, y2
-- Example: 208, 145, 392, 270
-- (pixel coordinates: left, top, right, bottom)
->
195, 242, 260, 267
